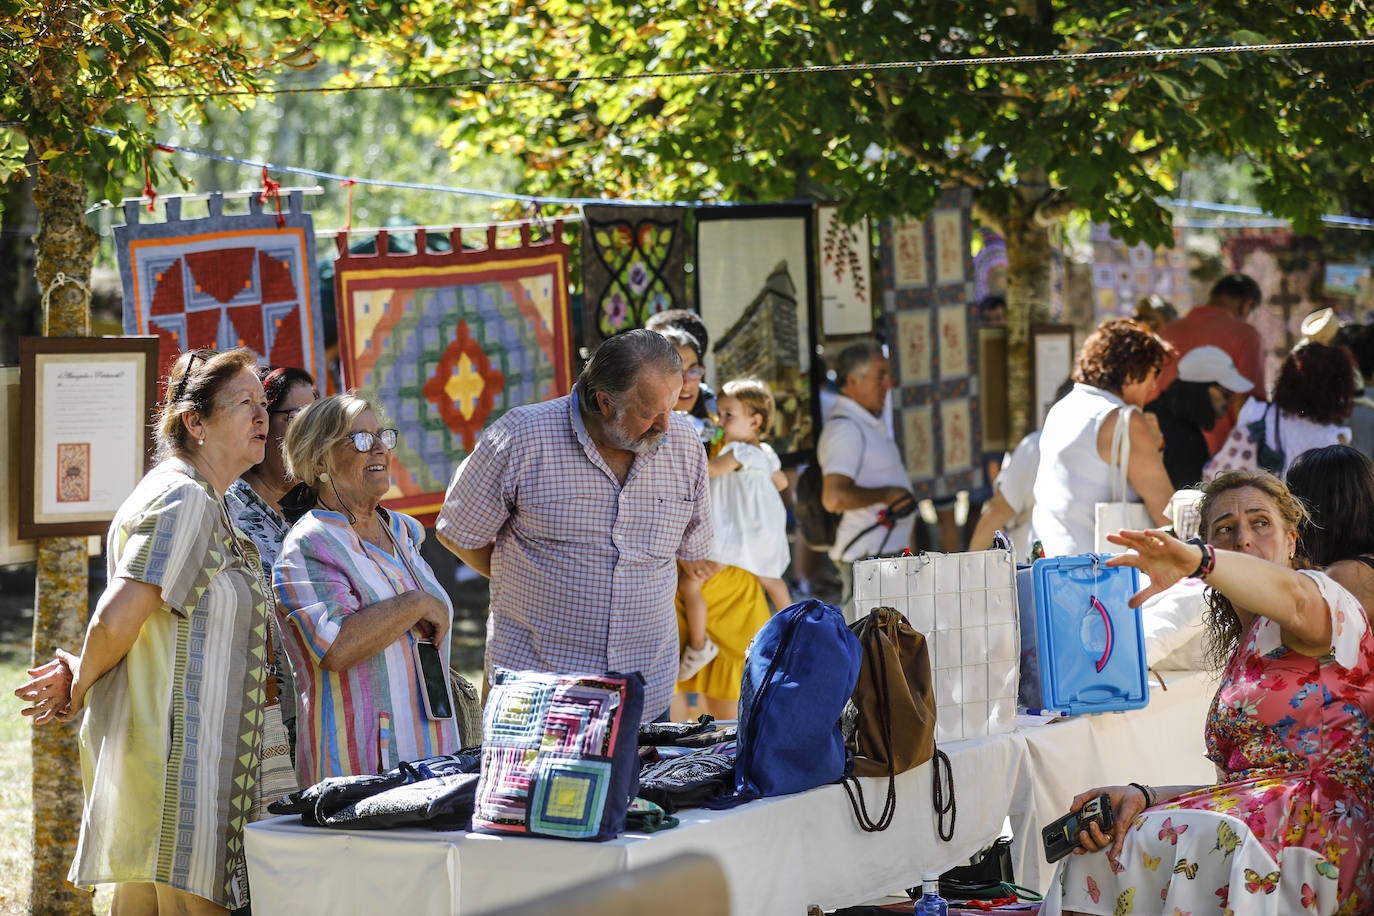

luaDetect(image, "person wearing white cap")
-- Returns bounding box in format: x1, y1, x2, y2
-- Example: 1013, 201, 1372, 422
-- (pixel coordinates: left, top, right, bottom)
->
1146, 345, 1255, 488
1156, 273, 1267, 453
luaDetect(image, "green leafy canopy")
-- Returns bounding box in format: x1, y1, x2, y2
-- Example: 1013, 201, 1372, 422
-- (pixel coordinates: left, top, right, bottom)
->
346, 0, 1374, 248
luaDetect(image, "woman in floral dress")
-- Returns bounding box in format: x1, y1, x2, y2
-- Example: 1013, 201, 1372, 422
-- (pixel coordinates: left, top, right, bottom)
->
1042, 468, 1374, 916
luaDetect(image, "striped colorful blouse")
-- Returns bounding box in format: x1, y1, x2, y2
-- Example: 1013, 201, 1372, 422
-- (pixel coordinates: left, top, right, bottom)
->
273, 507, 460, 785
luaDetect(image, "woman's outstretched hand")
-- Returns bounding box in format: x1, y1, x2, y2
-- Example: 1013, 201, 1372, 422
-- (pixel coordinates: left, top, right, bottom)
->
14, 648, 79, 725
1069, 785, 1150, 868
1104, 528, 1204, 608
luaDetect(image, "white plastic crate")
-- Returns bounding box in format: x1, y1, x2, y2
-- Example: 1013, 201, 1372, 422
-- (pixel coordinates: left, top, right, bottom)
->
851, 548, 1020, 743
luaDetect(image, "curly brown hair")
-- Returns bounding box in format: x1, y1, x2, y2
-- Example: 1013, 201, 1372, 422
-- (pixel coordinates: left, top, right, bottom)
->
1072, 319, 1173, 394
1197, 468, 1310, 671
1272, 342, 1356, 425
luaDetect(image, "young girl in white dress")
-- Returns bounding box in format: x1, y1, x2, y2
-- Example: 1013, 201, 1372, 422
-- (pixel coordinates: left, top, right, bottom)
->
679, 378, 793, 680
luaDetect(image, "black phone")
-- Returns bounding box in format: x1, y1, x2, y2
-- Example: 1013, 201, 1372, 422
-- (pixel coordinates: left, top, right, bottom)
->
412, 639, 454, 720
1042, 793, 1114, 864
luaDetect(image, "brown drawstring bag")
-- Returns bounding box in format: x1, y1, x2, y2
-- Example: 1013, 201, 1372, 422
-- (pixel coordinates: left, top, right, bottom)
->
843, 606, 954, 838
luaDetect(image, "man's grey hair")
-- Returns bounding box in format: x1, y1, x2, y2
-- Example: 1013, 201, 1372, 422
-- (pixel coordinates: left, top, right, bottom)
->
834, 340, 885, 390
578, 328, 683, 412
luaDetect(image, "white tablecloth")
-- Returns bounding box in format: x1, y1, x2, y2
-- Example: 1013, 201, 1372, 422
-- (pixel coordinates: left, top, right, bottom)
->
245, 669, 1219, 915
1009, 668, 1219, 892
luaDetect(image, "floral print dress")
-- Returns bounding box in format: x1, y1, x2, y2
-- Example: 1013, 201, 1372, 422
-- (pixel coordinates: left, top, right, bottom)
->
1043, 571, 1374, 916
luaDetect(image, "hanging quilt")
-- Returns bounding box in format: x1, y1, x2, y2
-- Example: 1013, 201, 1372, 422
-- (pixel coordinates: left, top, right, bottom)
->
695, 204, 816, 457
334, 223, 574, 525
116, 193, 326, 394
1089, 223, 1190, 320
880, 189, 982, 502
581, 204, 690, 343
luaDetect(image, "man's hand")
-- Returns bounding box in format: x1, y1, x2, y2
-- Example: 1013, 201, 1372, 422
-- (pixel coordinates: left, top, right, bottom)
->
680, 559, 722, 582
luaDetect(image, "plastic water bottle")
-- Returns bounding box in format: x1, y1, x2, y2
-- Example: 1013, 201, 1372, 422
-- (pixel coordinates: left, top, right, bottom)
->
913, 873, 949, 916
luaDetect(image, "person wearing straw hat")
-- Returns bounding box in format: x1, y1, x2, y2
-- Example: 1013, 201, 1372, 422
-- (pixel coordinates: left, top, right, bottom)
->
1146, 345, 1255, 489
1156, 273, 1267, 454
1298, 306, 1340, 347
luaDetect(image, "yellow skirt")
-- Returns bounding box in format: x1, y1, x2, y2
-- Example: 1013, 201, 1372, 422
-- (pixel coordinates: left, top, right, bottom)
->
675, 564, 771, 701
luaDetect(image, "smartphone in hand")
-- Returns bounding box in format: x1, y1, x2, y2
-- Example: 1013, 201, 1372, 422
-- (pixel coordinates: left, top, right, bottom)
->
1042, 793, 1114, 863
412, 638, 454, 720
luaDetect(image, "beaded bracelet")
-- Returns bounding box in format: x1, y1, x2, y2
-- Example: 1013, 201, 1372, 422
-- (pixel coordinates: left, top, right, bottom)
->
1129, 781, 1155, 808
1186, 536, 1216, 581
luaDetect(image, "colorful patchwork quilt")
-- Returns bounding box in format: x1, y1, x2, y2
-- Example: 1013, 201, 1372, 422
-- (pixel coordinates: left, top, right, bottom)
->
581, 204, 690, 343
880, 189, 983, 502
472, 670, 644, 841
115, 193, 326, 393
334, 224, 573, 525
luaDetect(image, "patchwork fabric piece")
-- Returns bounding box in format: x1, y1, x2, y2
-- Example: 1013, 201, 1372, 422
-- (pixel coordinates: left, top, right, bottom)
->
581, 204, 690, 343
115, 194, 326, 393
1089, 223, 1190, 319
879, 189, 983, 501
696, 205, 816, 457
473, 670, 644, 841
334, 224, 573, 525
972, 226, 1007, 305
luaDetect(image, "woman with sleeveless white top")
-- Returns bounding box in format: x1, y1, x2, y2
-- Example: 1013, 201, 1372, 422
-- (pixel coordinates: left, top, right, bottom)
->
1032, 319, 1176, 556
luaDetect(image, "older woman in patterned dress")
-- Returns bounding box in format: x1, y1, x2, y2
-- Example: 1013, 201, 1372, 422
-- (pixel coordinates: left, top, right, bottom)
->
16, 347, 273, 915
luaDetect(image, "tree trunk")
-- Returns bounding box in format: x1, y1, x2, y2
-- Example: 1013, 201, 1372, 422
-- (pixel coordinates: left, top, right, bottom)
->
30, 165, 97, 916
1002, 190, 1057, 443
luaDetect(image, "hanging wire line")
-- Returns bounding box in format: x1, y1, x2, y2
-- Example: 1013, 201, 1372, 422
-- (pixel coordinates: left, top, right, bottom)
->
130, 37, 1374, 101
90, 126, 1374, 230
1163, 198, 1374, 229
88, 125, 730, 208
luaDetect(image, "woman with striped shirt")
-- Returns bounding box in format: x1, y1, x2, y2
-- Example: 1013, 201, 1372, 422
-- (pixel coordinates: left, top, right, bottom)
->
274, 393, 460, 784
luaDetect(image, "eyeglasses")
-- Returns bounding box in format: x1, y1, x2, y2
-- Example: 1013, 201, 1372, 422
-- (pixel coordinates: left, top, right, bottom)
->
169, 348, 216, 404
269, 406, 308, 422
683, 366, 705, 379
342, 428, 399, 452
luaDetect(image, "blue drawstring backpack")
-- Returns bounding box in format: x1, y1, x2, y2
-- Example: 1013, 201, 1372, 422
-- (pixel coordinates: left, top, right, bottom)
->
731, 599, 862, 800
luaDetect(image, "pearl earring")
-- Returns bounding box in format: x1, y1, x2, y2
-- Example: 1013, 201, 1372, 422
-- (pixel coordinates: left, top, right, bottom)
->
198, 438, 205, 446
319, 472, 330, 482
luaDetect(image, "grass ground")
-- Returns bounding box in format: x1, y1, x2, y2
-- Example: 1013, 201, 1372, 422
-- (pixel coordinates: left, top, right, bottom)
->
0, 580, 34, 914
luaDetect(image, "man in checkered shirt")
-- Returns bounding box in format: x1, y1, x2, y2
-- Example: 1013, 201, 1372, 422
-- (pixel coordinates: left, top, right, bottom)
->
438, 330, 716, 721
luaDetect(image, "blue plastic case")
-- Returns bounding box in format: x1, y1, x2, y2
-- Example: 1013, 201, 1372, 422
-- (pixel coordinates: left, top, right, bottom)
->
1016, 555, 1149, 715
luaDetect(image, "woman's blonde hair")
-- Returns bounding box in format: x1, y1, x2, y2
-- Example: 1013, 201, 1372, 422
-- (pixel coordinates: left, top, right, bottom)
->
721, 377, 775, 437
283, 392, 387, 489
1198, 468, 1309, 670
154, 347, 260, 461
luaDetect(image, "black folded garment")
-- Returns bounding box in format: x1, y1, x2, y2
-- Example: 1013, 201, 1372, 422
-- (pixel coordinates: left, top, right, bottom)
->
636, 751, 736, 813
637, 714, 717, 746
318, 772, 481, 831
268, 752, 483, 829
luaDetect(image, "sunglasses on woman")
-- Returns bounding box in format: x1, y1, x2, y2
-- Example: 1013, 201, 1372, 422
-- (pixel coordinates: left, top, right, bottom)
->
169, 348, 217, 404
343, 428, 399, 452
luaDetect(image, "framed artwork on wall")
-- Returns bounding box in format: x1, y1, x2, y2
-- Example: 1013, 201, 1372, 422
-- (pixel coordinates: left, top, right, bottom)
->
19, 336, 159, 538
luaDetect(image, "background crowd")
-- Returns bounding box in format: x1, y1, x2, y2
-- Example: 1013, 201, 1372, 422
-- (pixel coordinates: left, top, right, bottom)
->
12, 271, 1374, 913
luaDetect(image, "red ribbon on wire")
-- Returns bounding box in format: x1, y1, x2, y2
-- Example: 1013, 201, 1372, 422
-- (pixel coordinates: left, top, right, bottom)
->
143, 154, 158, 212
341, 179, 355, 231
259, 166, 285, 228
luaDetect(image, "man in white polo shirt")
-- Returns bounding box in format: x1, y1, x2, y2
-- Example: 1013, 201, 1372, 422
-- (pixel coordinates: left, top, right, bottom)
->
818, 341, 915, 609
